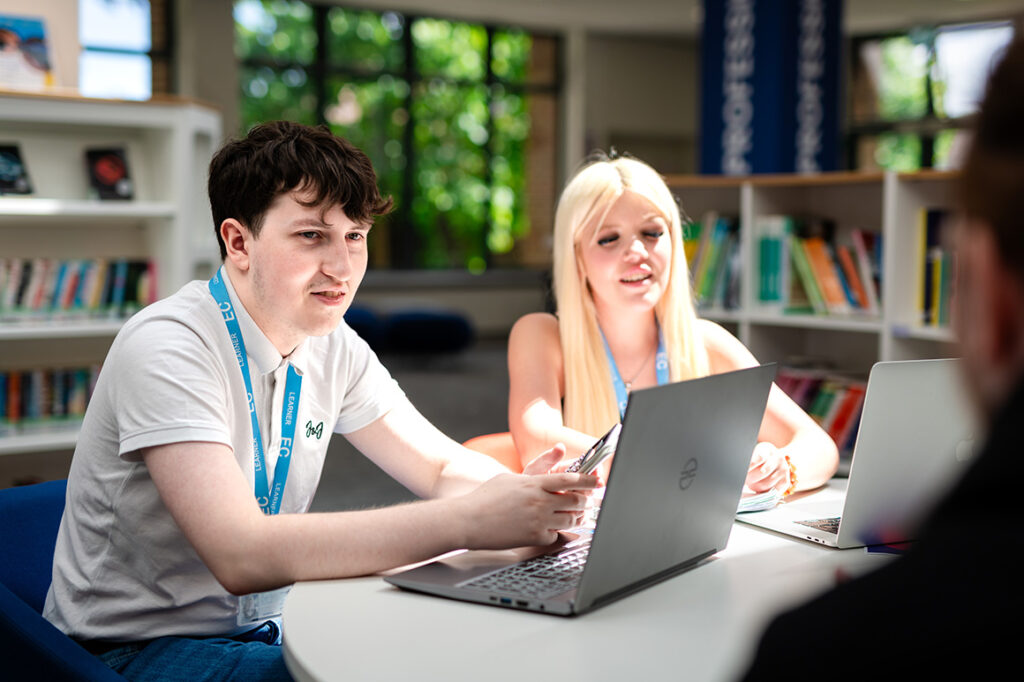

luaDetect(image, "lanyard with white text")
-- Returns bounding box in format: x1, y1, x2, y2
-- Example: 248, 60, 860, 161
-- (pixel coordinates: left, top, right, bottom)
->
600, 325, 669, 419
209, 271, 302, 515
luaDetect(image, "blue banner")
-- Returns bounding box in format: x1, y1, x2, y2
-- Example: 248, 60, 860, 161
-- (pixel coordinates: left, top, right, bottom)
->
700, 0, 842, 175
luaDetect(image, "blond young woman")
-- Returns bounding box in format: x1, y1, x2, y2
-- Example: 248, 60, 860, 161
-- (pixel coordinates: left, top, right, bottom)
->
507, 154, 838, 494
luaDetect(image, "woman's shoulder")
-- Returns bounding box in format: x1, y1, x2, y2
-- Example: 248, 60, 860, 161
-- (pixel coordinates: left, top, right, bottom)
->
510, 312, 560, 340
693, 317, 737, 347
509, 313, 563, 364
694, 318, 757, 371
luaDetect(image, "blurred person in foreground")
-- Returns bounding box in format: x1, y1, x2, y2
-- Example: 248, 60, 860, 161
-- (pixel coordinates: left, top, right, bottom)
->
741, 38, 1024, 679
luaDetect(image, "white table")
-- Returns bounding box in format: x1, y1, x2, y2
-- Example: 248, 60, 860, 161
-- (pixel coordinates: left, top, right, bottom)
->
283, 484, 894, 682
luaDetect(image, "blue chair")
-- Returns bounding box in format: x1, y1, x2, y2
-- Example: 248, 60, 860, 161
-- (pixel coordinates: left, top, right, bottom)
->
0, 479, 125, 680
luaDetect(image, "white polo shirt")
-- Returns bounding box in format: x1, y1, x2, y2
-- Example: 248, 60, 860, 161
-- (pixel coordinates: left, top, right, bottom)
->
43, 269, 402, 640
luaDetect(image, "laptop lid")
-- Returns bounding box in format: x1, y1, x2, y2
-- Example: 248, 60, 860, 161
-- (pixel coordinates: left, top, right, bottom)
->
737, 358, 977, 549
385, 364, 776, 615
572, 363, 776, 612
834, 358, 978, 547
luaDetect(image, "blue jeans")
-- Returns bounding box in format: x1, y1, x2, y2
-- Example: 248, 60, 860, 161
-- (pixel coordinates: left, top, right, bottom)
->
97, 621, 293, 682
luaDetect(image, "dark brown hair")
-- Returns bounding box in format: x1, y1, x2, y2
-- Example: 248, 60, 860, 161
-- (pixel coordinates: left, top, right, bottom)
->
207, 121, 393, 259
960, 38, 1024, 272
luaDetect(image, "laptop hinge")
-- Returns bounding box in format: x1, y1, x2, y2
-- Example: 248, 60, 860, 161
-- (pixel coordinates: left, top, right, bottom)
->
578, 549, 717, 613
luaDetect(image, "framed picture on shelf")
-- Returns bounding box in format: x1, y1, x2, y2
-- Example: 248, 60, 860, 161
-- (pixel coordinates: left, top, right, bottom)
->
0, 14, 55, 91
0, 143, 33, 194
84, 147, 134, 200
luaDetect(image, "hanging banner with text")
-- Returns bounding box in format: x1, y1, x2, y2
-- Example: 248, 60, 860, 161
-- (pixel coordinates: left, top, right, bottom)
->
700, 0, 842, 175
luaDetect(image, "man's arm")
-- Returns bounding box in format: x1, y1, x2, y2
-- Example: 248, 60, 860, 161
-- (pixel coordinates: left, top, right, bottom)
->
143, 425, 597, 596
343, 395, 570, 498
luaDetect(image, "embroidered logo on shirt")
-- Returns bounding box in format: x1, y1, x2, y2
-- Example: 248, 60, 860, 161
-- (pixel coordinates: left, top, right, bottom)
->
305, 420, 324, 440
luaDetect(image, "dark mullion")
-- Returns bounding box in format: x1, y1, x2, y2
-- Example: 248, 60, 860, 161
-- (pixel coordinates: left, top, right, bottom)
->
394, 15, 419, 269
483, 26, 495, 268
313, 6, 328, 126
162, 0, 176, 93
921, 38, 937, 169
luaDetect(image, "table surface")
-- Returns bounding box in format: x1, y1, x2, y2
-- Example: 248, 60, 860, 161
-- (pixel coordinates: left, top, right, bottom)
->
282, 481, 893, 682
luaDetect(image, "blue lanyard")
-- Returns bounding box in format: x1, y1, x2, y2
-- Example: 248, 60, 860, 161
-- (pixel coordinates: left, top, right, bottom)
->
600, 324, 669, 419
209, 271, 302, 515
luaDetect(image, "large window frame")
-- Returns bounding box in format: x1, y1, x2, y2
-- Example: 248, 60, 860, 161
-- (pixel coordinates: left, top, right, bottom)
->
236, 3, 561, 271
78, 0, 174, 99
846, 20, 1015, 172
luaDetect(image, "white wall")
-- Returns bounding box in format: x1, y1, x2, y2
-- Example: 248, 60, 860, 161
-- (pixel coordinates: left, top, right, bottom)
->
584, 33, 698, 173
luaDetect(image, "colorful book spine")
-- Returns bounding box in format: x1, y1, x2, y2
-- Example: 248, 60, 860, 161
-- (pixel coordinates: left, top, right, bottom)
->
851, 229, 881, 314
918, 208, 946, 327
690, 211, 719, 296
755, 215, 795, 310
789, 238, 827, 315
937, 251, 955, 327
836, 244, 870, 310
802, 237, 851, 315
826, 384, 866, 447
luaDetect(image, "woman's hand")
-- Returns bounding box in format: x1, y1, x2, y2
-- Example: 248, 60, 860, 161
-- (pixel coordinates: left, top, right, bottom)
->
743, 442, 792, 495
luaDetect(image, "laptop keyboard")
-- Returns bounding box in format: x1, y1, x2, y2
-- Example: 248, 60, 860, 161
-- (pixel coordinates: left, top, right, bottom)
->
795, 516, 841, 534
457, 540, 591, 600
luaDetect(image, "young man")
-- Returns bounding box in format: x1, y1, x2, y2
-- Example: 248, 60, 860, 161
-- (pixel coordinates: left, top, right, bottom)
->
43, 121, 597, 679
742, 39, 1024, 679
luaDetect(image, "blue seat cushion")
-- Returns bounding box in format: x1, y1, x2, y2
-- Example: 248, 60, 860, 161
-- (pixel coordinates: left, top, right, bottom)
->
381, 310, 474, 353
0, 479, 66, 612
0, 581, 124, 681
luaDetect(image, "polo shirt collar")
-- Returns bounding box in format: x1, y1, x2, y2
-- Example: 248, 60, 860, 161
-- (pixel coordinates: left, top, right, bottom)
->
217, 266, 309, 377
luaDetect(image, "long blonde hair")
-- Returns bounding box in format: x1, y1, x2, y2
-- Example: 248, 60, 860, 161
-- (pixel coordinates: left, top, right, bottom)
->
553, 155, 710, 437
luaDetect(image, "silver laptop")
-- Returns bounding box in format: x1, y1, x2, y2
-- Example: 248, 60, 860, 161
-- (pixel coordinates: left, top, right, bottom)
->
737, 358, 978, 548
384, 364, 776, 616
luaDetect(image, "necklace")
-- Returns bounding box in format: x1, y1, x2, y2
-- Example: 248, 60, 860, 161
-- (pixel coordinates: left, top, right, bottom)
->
622, 348, 655, 391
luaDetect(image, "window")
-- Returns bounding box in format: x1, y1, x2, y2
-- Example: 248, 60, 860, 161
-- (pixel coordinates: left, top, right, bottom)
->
234, 1, 560, 271
79, 0, 171, 100
848, 21, 1014, 171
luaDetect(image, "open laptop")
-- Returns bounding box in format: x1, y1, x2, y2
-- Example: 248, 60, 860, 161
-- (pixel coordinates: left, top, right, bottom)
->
384, 364, 776, 616
738, 358, 978, 548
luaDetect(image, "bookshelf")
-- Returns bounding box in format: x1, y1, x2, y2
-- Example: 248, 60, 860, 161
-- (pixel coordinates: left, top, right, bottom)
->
0, 90, 222, 456
667, 170, 959, 376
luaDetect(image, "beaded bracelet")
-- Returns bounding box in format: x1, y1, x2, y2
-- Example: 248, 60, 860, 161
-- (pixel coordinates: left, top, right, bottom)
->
783, 455, 798, 497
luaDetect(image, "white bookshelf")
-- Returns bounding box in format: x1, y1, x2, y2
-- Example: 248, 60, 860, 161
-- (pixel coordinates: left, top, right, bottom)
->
668, 170, 959, 376
0, 90, 223, 456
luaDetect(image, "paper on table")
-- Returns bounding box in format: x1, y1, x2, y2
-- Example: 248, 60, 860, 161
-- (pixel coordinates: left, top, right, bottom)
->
737, 488, 782, 513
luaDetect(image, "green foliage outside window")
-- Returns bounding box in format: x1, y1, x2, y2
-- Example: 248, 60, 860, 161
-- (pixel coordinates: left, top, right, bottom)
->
234, 0, 544, 270
876, 37, 929, 121
874, 133, 922, 172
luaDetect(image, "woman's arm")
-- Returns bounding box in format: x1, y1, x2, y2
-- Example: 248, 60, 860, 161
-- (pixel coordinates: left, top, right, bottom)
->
507, 313, 599, 467
699, 320, 839, 492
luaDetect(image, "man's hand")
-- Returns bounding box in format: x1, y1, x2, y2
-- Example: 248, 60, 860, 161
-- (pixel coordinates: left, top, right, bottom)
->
455, 469, 600, 549
743, 442, 791, 495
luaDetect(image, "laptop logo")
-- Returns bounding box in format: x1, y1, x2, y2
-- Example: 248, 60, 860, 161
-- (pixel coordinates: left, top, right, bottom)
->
678, 458, 698, 490
955, 436, 976, 463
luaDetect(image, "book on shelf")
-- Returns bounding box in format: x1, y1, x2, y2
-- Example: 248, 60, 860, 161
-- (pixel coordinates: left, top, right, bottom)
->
0, 143, 33, 194
0, 14, 55, 92
836, 244, 870, 310
776, 366, 867, 454
755, 213, 882, 318
850, 228, 882, 314
754, 215, 793, 310
687, 212, 740, 311
918, 208, 955, 328
802, 237, 852, 315
0, 257, 156, 322
0, 366, 99, 436
85, 147, 134, 200
788, 237, 827, 314
682, 218, 702, 266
